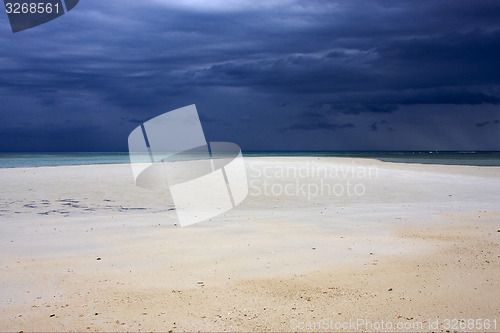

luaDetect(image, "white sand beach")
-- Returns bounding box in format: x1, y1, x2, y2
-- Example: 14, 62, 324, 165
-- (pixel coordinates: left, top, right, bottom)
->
0, 157, 499, 332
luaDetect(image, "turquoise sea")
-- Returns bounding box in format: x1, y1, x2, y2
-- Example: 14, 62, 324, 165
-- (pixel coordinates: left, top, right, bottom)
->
0, 151, 500, 168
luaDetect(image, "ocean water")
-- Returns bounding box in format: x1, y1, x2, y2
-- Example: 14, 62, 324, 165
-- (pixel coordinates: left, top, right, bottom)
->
0, 152, 131, 168
0, 151, 500, 168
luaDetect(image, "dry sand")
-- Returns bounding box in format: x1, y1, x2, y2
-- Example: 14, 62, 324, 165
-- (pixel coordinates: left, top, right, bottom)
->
0, 157, 499, 332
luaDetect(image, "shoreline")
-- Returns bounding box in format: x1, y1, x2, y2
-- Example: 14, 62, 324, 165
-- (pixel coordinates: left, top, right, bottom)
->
1, 151, 500, 169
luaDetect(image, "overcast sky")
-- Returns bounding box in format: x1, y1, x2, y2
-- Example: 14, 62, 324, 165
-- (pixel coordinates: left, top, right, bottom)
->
1, 0, 499, 152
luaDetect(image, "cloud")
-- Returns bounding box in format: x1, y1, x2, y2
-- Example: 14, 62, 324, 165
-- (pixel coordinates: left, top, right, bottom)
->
370, 120, 394, 132
476, 120, 500, 127
308, 103, 399, 115
286, 122, 355, 131
148, 0, 299, 13
1, 0, 500, 151
3, 1, 500, 104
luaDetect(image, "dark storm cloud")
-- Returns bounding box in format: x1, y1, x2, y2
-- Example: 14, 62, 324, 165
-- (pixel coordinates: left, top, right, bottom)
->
308, 103, 399, 115
370, 121, 393, 132
4, 1, 500, 99
476, 120, 500, 128
286, 121, 355, 131
0, 124, 105, 151
1, 0, 500, 151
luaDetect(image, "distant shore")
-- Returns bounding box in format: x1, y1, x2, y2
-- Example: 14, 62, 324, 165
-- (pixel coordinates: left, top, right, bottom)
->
0, 157, 499, 331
